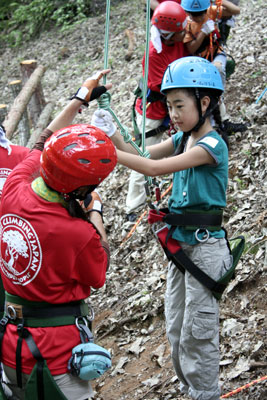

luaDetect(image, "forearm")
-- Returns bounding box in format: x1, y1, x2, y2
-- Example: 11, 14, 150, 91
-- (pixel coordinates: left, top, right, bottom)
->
47, 99, 83, 133
111, 131, 140, 155
185, 31, 207, 54
222, 0, 240, 16
88, 211, 108, 242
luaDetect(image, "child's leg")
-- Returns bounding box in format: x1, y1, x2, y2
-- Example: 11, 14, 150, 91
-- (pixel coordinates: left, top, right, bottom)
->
179, 238, 232, 400
165, 261, 188, 391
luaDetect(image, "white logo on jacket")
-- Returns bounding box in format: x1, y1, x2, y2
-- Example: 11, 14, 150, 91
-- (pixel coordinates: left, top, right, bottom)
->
0, 168, 12, 198
0, 214, 42, 285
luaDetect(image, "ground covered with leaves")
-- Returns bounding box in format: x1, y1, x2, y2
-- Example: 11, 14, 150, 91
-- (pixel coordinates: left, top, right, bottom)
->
0, 0, 266, 399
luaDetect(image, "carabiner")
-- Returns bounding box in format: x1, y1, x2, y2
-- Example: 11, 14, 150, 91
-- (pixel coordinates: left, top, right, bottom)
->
195, 228, 210, 243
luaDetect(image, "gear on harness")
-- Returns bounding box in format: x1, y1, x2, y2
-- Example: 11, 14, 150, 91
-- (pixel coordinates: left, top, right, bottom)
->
0, 292, 97, 400
148, 209, 245, 300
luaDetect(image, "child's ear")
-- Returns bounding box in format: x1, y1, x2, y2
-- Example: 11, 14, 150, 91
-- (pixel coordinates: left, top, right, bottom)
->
201, 96, 211, 114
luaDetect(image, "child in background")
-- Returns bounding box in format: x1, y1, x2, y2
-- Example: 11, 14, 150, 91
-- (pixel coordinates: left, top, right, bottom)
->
181, 0, 247, 134
92, 57, 232, 399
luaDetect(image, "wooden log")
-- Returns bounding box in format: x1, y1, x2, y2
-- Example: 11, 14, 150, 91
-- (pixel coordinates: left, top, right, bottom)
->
20, 60, 46, 127
9, 80, 30, 146
0, 104, 8, 125
3, 65, 46, 139
124, 29, 135, 62
26, 101, 55, 149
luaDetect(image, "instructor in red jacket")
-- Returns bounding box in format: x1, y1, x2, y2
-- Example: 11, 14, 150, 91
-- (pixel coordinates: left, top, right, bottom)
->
0, 70, 116, 400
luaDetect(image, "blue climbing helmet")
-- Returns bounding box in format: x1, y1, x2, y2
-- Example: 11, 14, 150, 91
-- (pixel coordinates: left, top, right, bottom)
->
181, 0, 211, 12
161, 57, 224, 134
161, 56, 224, 94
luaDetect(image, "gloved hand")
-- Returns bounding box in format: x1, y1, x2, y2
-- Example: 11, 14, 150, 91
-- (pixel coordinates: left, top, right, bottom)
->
71, 69, 111, 106
201, 19, 215, 35
91, 109, 116, 137
81, 189, 103, 215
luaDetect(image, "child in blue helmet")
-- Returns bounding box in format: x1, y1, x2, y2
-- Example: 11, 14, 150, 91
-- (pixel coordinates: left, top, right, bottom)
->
92, 56, 232, 400
181, 0, 247, 135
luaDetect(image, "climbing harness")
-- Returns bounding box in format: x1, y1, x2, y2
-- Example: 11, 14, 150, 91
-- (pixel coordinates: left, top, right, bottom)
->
148, 208, 245, 300
0, 292, 96, 400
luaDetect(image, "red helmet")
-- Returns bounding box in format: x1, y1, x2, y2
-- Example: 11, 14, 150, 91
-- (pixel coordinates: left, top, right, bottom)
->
152, 1, 187, 32
40, 124, 117, 193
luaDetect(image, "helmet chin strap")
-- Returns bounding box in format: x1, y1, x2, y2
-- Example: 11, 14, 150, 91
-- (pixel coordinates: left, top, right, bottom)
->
183, 88, 218, 135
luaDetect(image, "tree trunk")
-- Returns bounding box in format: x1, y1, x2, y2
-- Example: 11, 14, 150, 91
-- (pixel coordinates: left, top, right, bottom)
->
3, 65, 46, 140
26, 101, 55, 149
8, 80, 30, 146
20, 60, 46, 127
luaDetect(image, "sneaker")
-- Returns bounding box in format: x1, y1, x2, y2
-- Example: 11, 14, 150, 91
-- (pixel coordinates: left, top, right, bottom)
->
220, 119, 248, 134
126, 213, 137, 222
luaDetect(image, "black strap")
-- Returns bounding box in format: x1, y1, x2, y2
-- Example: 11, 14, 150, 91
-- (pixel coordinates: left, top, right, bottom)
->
17, 322, 45, 400
134, 124, 168, 142
171, 249, 226, 295
20, 302, 86, 319
163, 212, 222, 229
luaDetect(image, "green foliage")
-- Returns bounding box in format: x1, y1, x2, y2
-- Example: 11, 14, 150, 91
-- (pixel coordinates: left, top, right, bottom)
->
0, 0, 92, 47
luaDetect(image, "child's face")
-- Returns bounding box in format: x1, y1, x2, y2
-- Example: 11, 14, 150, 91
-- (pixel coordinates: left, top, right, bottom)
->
188, 11, 207, 24
162, 30, 186, 45
166, 89, 199, 132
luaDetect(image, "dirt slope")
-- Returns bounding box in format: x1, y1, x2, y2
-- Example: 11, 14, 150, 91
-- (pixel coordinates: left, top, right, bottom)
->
0, 0, 266, 399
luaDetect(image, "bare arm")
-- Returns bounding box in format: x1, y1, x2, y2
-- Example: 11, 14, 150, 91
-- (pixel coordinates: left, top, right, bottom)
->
117, 145, 214, 177
150, 0, 160, 10
222, 0, 240, 17
185, 30, 207, 55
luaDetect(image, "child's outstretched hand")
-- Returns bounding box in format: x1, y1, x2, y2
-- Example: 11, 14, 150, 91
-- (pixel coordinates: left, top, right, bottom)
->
71, 69, 112, 105
201, 20, 215, 35
91, 109, 116, 137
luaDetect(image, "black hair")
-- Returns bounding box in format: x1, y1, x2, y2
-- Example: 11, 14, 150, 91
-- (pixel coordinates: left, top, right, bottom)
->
188, 10, 207, 17
171, 87, 228, 155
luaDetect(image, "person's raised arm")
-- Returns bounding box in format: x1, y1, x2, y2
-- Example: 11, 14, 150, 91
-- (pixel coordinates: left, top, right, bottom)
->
33, 70, 111, 152
222, 0, 240, 17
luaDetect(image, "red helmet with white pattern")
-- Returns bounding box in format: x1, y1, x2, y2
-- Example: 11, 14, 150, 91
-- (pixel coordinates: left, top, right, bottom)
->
152, 1, 187, 32
40, 124, 117, 193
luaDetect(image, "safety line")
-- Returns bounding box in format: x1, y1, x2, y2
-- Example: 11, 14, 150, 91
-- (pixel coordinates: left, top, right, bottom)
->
220, 375, 267, 398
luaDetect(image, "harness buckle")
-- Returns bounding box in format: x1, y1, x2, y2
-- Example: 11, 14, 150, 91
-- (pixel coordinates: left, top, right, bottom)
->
195, 228, 210, 243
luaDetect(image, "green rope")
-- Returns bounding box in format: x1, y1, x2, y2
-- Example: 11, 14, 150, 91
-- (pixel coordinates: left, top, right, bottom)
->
103, 0, 110, 85
141, 1, 150, 155
97, 93, 150, 158
97, 0, 152, 162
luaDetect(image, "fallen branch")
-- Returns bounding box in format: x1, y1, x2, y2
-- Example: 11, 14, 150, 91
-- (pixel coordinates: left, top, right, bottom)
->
3, 65, 46, 139
124, 29, 135, 61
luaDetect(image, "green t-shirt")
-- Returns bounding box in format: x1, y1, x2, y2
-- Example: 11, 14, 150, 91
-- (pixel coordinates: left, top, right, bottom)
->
169, 130, 228, 245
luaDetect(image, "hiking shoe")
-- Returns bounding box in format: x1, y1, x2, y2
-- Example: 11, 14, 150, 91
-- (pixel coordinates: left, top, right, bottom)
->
220, 120, 248, 134
126, 213, 137, 223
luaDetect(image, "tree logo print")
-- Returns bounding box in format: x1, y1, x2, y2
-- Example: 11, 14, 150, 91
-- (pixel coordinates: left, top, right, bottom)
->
0, 214, 42, 286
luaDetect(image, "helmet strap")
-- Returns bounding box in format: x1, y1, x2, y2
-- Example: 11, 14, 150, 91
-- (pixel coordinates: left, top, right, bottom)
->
184, 88, 218, 135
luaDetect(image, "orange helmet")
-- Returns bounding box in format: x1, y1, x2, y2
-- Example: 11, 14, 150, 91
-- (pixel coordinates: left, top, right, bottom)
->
40, 124, 117, 194
152, 1, 187, 32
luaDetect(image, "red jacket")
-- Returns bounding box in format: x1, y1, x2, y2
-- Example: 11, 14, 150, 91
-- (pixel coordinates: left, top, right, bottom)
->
136, 40, 187, 120
0, 145, 29, 200
0, 150, 108, 374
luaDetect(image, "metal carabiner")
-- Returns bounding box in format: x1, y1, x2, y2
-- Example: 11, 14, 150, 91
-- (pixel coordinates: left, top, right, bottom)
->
195, 228, 210, 243
6, 305, 17, 320
86, 305, 95, 322
75, 316, 88, 331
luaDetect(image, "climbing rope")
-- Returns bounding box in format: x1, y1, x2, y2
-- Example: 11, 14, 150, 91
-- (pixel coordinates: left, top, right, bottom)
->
220, 375, 267, 398
97, 0, 151, 162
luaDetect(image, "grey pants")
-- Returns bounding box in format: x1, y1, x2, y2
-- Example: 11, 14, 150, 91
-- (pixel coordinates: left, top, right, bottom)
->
165, 237, 232, 400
